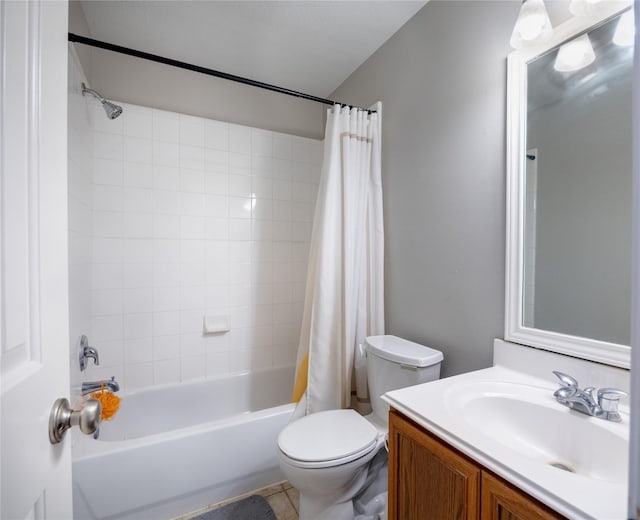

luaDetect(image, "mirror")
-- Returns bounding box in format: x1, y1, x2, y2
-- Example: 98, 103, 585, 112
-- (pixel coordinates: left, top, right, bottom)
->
505, 3, 633, 368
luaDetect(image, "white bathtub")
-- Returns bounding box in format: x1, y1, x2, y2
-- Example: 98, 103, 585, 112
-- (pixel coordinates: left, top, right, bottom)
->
72, 366, 296, 520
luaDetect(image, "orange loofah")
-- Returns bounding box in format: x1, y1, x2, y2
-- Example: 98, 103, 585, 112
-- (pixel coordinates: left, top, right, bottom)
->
91, 381, 121, 420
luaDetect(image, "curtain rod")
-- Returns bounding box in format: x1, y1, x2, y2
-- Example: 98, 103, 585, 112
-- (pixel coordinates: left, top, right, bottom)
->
68, 33, 375, 114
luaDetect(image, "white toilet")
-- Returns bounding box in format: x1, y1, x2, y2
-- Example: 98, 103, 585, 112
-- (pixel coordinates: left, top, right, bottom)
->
277, 335, 443, 520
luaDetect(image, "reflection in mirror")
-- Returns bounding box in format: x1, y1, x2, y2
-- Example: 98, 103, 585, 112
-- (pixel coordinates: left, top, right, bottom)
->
524, 11, 633, 345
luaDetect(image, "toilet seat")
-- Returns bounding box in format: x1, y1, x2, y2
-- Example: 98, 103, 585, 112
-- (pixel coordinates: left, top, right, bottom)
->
278, 409, 379, 469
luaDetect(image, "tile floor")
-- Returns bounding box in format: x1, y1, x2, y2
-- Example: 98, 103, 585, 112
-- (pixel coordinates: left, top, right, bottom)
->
176, 481, 299, 520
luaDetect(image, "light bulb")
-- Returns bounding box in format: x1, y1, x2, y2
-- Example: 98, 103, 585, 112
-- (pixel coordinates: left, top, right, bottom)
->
569, 0, 604, 17
613, 10, 635, 46
554, 34, 596, 72
510, 0, 553, 49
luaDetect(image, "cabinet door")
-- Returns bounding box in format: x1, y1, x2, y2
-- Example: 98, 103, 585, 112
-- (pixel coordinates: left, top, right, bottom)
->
481, 472, 566, 520
389, 410, 481, 520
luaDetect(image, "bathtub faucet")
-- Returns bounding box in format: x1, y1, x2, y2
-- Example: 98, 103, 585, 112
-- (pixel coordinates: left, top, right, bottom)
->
82, 376, 120, 395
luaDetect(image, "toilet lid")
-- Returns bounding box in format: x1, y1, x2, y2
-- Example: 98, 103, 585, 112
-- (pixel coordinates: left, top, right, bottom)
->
278, 409, 378, 465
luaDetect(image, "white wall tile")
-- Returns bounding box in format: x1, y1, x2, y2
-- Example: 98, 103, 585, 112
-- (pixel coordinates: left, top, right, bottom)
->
94, 185, 123, 211
123, 263, 153, 288
205, 171, 228, 195
205, 217, 229, 240
83, 101, 319, 391
92, 263, 123, 290
229, 124, 251, 154
92, 289, 123, 316
180, 169, 205, 193
124, 136, 153, 164
180, 332, 206, 357
94, 158, 123, 186
228, 197, 252, 219
180, 115, 205, 147
123, 188, 153, 213
93, 211, 123, 238
93, 237, 123, 263
153, 141, 179, 166
153, 165, 180, 190
181, 356, 206, 381
153, 335, 180, 360
153, 263, 181, 287
124, 162, 153, 188
272, 133, 291, 160
153, 286, 180, 312
123, 287, 153, 314
153, 115, 179, 143
205, 120, 229, 150
180, 216, 205, 240
153, 214, 181, 239
124, 111, 152, 139
123, 313, 152, 339
94, 132, 123, 161
154, 190, 181, 214
230, 219, 252, 241
180, 193, 205, 217
124, 337, 153, 364
180, 309, 204, 334
153, 311, 181, 336
92, 314, 123, 341
229, 152, 251, 171
180, 240, 205, 263
180, 145, 205, 170
229, 174, 252, 198
251, 129, 272, 157
125, 362, 153, 390
123, 239, 154, 263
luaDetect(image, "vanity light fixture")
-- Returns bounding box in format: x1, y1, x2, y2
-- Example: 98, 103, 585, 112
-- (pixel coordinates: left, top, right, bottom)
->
553, 34, 596, 72
510, 0, 553, 49
612, 9, 635, 46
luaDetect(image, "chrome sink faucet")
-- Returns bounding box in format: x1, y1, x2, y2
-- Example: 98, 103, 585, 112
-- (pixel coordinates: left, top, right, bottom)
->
552, 371, 627, 422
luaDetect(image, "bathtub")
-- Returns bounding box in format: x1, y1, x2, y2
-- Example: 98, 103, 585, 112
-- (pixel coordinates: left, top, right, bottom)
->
72, 366, 296, 520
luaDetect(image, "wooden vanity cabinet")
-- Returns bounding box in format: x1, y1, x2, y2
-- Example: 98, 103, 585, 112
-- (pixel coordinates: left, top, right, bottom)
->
388, 409, 566, 520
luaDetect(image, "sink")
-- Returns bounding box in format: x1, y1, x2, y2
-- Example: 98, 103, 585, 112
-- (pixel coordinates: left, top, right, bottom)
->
446, 381, 629, 484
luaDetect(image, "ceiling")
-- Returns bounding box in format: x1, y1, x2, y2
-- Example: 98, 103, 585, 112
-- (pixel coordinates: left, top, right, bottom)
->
79, 1, 427, 98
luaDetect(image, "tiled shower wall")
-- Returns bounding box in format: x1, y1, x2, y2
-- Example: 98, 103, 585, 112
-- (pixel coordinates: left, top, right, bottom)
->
68, 49, 94, 392
78, 98, 321, 392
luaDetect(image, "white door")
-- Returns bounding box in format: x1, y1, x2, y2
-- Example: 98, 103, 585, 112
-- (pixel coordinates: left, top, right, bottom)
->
1, 1, 73, 519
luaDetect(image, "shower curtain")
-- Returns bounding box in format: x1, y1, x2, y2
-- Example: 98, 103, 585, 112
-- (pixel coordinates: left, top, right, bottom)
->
292, 103, 384, 415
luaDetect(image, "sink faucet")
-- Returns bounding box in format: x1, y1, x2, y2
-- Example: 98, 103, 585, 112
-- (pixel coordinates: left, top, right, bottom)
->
552, 371, 627, 422
82, 376, 120, 395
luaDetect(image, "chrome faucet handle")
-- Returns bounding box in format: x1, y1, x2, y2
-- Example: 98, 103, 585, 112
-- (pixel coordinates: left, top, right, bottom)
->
552, 371, 578, 387
79, 335, 100, 371
597, 388, 627, 422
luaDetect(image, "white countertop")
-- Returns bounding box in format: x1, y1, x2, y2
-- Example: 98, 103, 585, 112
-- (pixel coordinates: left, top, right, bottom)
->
383, 364, 629, 520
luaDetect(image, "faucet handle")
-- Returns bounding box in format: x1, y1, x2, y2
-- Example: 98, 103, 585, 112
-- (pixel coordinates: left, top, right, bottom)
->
552, 371, 578, 387
597, 388, 627, 409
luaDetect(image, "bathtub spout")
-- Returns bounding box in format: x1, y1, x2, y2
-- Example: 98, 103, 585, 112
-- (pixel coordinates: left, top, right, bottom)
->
82, 377, 120, 395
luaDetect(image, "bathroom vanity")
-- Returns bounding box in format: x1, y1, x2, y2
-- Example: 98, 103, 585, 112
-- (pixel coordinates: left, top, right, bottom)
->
383, 340, 630, 520
388, 409, 563, 519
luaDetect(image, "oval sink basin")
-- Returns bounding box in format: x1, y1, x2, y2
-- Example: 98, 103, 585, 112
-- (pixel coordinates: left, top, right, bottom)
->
447, 381, 628, 483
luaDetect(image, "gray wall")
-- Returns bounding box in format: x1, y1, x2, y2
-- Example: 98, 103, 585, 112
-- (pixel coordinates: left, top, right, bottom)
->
332, 1, 520, 377
68, 2, 324, 139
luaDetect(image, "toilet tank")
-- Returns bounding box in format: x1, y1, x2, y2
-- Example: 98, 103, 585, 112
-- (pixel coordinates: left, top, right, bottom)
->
366, 335, 443, 425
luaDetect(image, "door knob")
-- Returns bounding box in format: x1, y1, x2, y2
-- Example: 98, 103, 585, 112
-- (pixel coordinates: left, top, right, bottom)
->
49, 397, 102, 444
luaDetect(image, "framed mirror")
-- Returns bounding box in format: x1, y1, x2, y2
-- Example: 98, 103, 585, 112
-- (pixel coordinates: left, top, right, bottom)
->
505, 2, 633, 368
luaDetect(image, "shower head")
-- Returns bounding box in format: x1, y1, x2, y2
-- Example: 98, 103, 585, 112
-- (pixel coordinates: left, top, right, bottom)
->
81, 82, 123, 120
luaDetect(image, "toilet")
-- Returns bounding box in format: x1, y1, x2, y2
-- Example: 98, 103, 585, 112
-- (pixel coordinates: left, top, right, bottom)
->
277, 335, 443, 520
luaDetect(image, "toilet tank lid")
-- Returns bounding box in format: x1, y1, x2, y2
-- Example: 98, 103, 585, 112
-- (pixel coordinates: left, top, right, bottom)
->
365, 335, 443, 367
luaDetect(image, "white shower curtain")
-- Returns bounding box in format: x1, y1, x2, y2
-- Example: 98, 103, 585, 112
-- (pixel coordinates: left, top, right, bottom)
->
292, 103, 384, 415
